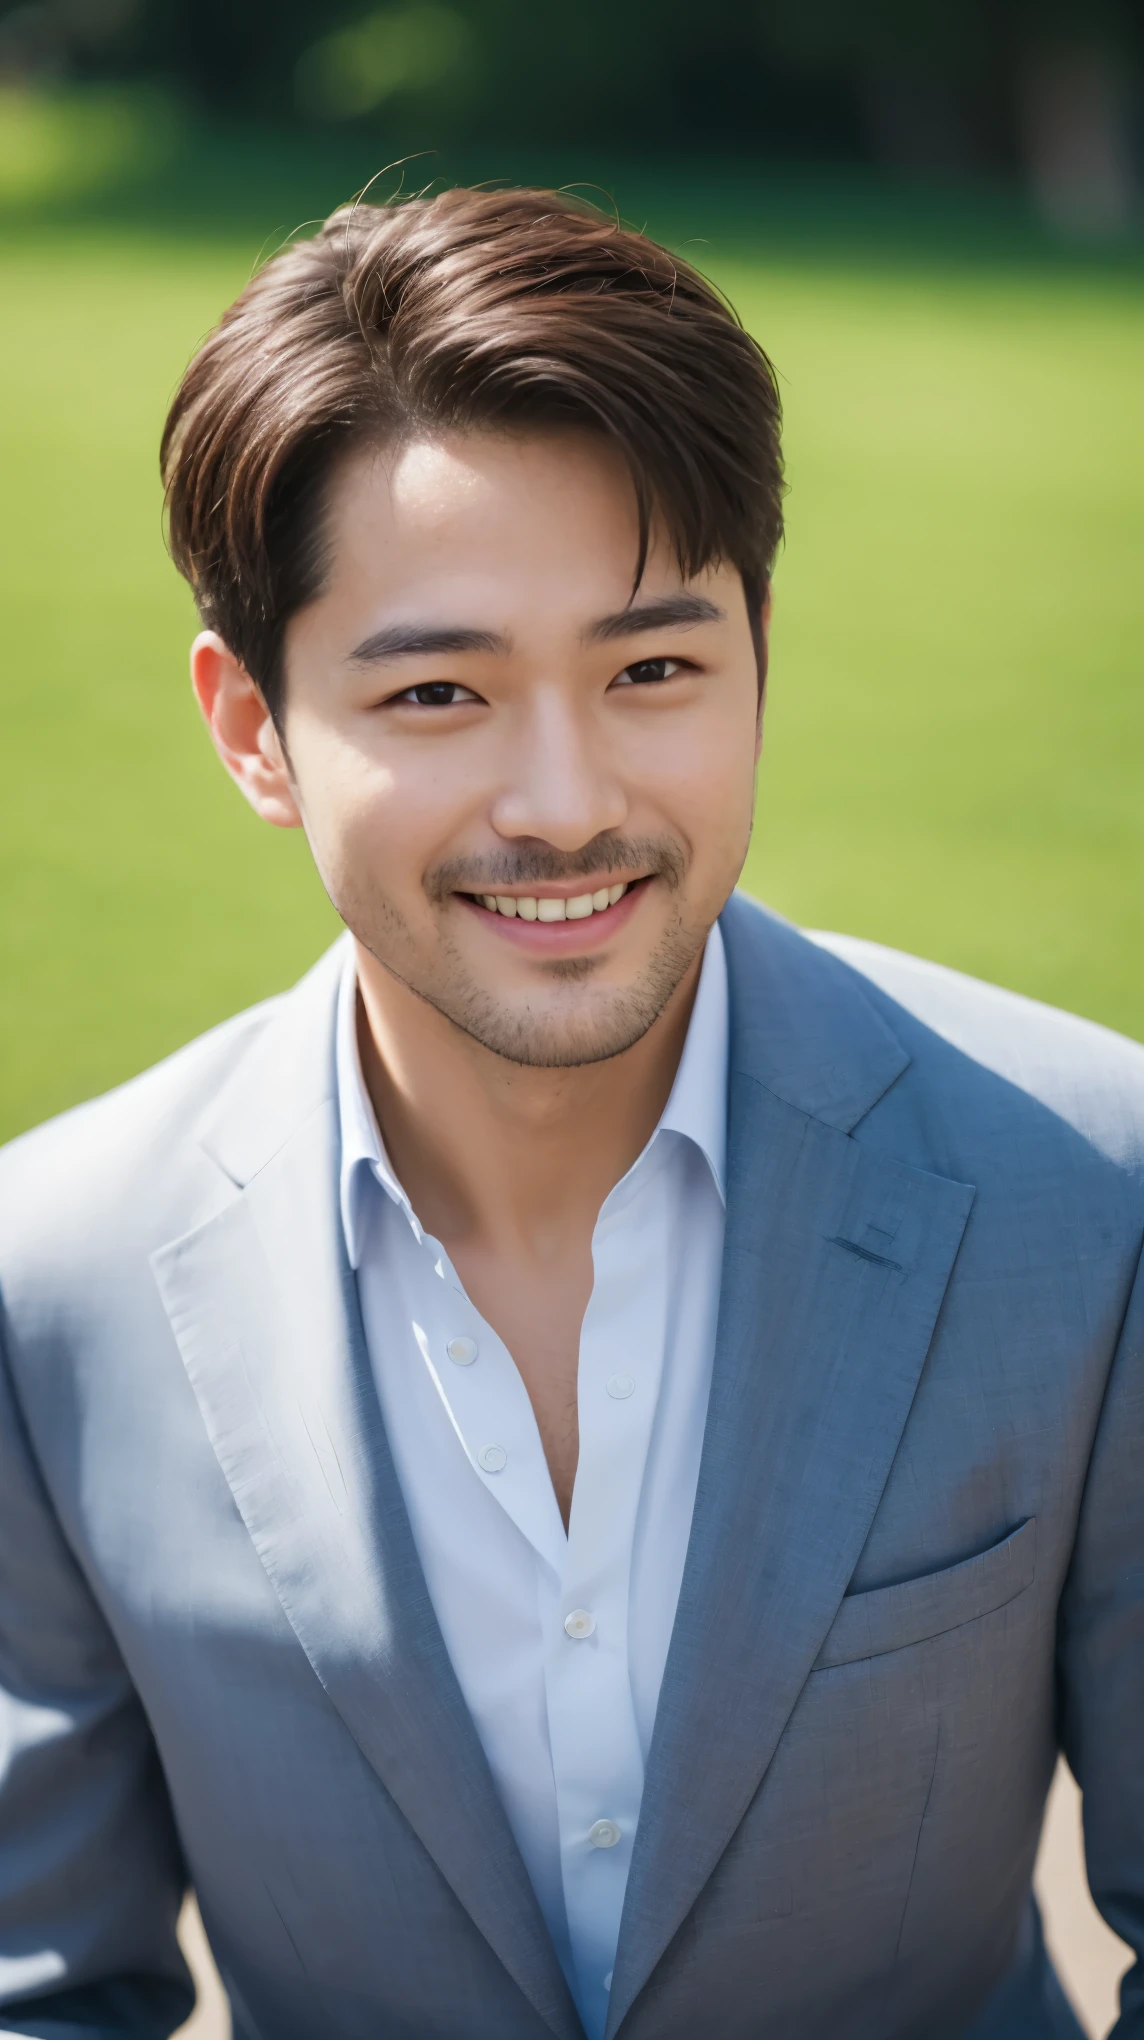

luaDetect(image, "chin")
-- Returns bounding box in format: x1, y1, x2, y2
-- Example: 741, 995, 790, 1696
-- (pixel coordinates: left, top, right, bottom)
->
450, 987, 667, 1070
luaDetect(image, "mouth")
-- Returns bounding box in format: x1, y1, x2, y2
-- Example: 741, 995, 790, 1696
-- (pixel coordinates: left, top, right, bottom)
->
456, 875, 652, 948
469, 879, 636, 922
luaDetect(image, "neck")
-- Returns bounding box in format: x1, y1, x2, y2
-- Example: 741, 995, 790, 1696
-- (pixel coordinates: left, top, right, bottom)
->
353, 946, 703, 1259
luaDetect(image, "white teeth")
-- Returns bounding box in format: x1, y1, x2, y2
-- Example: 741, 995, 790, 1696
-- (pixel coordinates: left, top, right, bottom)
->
477, 881, 630, 920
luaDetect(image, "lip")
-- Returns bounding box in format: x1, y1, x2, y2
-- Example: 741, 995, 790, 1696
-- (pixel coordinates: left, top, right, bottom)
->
457, 877, 650, 952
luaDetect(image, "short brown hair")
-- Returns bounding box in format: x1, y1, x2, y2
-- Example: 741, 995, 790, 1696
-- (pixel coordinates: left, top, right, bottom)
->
162, 187, 784, 724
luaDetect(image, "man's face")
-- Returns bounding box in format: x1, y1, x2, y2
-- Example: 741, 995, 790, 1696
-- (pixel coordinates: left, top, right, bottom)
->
280, 428, 763, 1067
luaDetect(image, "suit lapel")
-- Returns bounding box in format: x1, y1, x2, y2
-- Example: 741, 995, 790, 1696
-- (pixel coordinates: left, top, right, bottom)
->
153, 947, 582, 2040
151, 904, 972, 2040
605, 900, 975, 2036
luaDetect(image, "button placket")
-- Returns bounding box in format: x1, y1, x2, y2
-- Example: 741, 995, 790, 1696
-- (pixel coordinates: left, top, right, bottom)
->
546, 1157, 671, 2017
410, 1306, 565, 1570
349, 929, 729, 2040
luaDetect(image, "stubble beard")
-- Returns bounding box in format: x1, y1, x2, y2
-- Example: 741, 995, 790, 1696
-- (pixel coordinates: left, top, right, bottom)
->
336, 834, 709, 1069
420, 899, 705, 1068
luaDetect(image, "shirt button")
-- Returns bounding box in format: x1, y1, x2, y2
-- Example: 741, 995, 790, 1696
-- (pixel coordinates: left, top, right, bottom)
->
606, 1373, 635, 1399
447, 1336, 478, 1366
477, 1444, 507, 1473
564, 1609, 596, 1639
588, 1819, 621, 1849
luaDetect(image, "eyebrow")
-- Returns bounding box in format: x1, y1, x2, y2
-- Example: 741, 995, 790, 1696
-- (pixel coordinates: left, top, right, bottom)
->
586, 594, 726, 643
347, 592, 725, 666
348, 623, 508, 665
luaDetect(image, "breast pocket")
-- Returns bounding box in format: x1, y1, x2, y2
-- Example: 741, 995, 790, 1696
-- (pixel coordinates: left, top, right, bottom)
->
813, 1517, 1037, 1671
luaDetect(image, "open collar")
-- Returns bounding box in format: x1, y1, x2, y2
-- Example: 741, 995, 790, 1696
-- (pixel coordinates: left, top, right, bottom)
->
336, 921, 730, 1277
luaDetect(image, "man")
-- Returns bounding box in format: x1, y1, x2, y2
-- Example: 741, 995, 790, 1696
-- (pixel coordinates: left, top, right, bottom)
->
0, 187, 1141, 2040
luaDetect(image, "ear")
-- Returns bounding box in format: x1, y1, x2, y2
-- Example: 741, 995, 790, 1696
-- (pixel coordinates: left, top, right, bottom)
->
190, 632, 302, 829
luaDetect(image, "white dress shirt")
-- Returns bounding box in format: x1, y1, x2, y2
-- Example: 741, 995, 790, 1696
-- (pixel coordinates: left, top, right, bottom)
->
337, 928, 728, 2040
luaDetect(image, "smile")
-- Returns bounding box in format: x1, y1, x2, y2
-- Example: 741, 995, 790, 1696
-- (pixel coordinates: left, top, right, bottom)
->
474, 883, 628, 922
457, 876, 650, 949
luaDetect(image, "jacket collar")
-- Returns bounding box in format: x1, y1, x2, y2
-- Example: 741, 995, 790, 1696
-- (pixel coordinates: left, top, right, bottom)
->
719, 890, 910, 1132
195, 935, 348, 1191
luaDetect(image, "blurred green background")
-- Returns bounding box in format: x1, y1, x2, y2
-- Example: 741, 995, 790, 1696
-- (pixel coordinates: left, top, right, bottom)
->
1, 0, 1143, 1142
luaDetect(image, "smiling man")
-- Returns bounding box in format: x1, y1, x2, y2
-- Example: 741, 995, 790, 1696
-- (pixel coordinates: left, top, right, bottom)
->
1, 189, 1143, 2040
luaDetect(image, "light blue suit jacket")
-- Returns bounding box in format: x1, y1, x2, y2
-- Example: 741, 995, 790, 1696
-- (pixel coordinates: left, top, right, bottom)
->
1, 894, 1143, 2039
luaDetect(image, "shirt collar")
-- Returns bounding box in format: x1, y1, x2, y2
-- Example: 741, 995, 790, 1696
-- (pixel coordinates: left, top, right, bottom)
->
654, 917, 728, 1204
337, 919, 729, 1271
336, 955, 413, 1270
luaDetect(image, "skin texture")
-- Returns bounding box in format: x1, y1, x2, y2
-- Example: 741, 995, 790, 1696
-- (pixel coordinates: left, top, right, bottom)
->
192, 428, 766, 1524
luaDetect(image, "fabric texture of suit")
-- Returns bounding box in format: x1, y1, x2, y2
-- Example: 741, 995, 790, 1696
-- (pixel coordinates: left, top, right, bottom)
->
1, 891, 1142, 2039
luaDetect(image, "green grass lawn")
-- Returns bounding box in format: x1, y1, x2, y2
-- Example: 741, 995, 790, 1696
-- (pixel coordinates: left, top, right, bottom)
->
1, 159, 1142, 1142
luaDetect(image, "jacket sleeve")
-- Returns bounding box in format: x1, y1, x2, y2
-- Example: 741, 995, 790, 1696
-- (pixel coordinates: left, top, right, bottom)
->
0, 1304, 194, 2038
1057, 1237, 1144, 2036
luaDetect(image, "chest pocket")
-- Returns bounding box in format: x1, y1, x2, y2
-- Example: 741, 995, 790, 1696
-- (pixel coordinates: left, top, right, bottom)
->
813, 1517, 1037, 1671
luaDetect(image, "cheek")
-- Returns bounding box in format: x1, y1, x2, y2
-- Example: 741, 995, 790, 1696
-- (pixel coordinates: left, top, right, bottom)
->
289, 727, 471, 903
281, 728, 394, 890
642, 707, 758, 861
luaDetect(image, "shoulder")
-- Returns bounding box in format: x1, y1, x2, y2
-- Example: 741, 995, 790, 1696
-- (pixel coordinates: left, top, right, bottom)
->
811, 927, 1144, 1173
720, 894, 1144, 1182
0, 937, 349, 1306
0, 996, 281, 1271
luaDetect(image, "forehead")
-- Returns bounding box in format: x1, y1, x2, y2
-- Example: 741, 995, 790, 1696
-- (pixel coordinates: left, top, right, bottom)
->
319, 428, 688, 617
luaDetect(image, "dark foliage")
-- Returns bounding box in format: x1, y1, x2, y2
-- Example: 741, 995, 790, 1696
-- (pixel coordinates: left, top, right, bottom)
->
1, 0, 1141, 172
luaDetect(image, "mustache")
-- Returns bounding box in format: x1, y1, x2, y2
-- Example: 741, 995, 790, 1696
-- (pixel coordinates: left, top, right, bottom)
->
426, 832, 686, 902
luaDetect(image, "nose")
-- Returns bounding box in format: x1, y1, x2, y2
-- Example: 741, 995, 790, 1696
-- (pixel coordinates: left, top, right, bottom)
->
490, 687, 627, 851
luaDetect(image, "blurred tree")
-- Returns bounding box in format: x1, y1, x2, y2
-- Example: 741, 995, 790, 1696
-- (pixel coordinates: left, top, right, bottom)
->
0, 0, 1139, 228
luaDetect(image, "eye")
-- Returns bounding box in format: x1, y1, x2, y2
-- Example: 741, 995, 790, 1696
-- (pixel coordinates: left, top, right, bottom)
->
393, 681, 480, 708
612, 657, 684, 687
